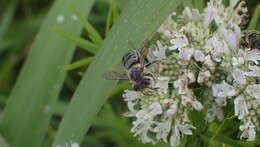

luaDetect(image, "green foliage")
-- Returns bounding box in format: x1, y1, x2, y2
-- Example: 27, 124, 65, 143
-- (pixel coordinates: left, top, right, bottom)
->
248, 4, 260, 30
51, 28, 98, 54
0, 0, 96, 147
0, 0, 18, 40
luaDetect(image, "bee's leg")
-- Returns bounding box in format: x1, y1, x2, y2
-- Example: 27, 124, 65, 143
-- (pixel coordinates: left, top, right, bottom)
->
144, 73, 155, 80
145, 59, 165, 68
145, 60, 158, 67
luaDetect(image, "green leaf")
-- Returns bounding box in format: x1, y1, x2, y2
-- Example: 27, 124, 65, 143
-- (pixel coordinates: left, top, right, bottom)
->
204, 132, 246, 147
51, 27, 98, 54
109, 81, 131, 98
53, 101, 68, 116
105, 0, 119, 36
70, 5, 103, 45
61, 57, 94, 72
0, 134, 10, 147
0, 0, 18, 40
53, 0, 181, 146
0, 0, 95, 147
211, 115, 236, 140
193, 0, 205, 12
247, 4, 260, 30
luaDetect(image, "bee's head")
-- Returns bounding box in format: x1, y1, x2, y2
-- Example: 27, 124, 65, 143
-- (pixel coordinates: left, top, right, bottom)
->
133, 76, 151, 91
129, 67, 143, 80
248, 32, 260, 49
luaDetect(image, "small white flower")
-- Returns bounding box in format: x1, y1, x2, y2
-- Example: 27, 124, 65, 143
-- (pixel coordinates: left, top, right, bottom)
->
163, 99, 178, 116
246, 84, 260, 99
206, 36, 229, 62
181, 7, 201, 22
147, 41, 167, 62
170, 123, 181, 147
245, 66, 260, 77
232, 69, 246, 85
148, 102, 163, 116
194, 50, 205, 62
205, 105, 224, 122
203, 0, 222, 27
219, 26, 241, 49
212, 81, 237, 98
191, 100, 203, 111
232, 57, 245, 66
169, 35, 189, 50
187, 71, 196, 83
240, 121, 256, 141
197, 71, 211, 83
179, 48, 194, 61
152, 119, 172, 142
56, 15, 65, 23
178, 124, 196, 135
215, 97, 227, 106
124, 100, 139, 117
166, 108, 177, 116
245, 49, 260, 64
174, 78, 188, 94
230, 0, 239, 8
122, 90, 143, 101
204, 55, 216, 71
234, 95, 249, 119
131, 119, 154, 144
155, 77, 170, 90
181, 93, 203, 110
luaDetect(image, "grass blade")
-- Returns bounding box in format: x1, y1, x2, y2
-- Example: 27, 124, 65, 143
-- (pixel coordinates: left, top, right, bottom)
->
70, 6, 103, 45
105, 0, 119, 36
61, 57, 94, 72
0, 0, 95, 146
0, 0, 18, 40
51, 27, 98, 54
247, 4, 260, 30
53, 0, 181, 146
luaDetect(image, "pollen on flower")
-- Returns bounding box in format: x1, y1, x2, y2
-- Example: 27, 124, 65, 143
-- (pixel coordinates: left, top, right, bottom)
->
121, 0, 259, 146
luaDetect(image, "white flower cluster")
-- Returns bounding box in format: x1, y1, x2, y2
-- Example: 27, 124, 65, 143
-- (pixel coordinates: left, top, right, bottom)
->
122, 0, 259, 146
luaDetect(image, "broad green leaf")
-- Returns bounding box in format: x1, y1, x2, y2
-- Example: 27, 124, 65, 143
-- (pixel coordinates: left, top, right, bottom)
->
0, 0, 95, 147
109, 81, 130, 98
53, 101, 68, 116
0, 134, 9, 147
53, 0, 181, 146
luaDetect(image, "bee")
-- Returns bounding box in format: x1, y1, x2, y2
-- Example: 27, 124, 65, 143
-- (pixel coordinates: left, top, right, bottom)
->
240, 31, 260, 50
104, 41, 157, 91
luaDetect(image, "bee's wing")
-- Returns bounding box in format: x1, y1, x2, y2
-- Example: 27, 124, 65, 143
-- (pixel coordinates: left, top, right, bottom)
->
128, 40, 149, 59
103, 71, 129, 80
138, 39, 150, 59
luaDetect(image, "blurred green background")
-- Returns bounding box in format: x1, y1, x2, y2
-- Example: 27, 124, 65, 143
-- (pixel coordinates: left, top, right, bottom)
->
0, 0, 259, 147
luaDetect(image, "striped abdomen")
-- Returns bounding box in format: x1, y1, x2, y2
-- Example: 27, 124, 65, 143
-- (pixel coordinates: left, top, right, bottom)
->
122, 50, 140, 70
